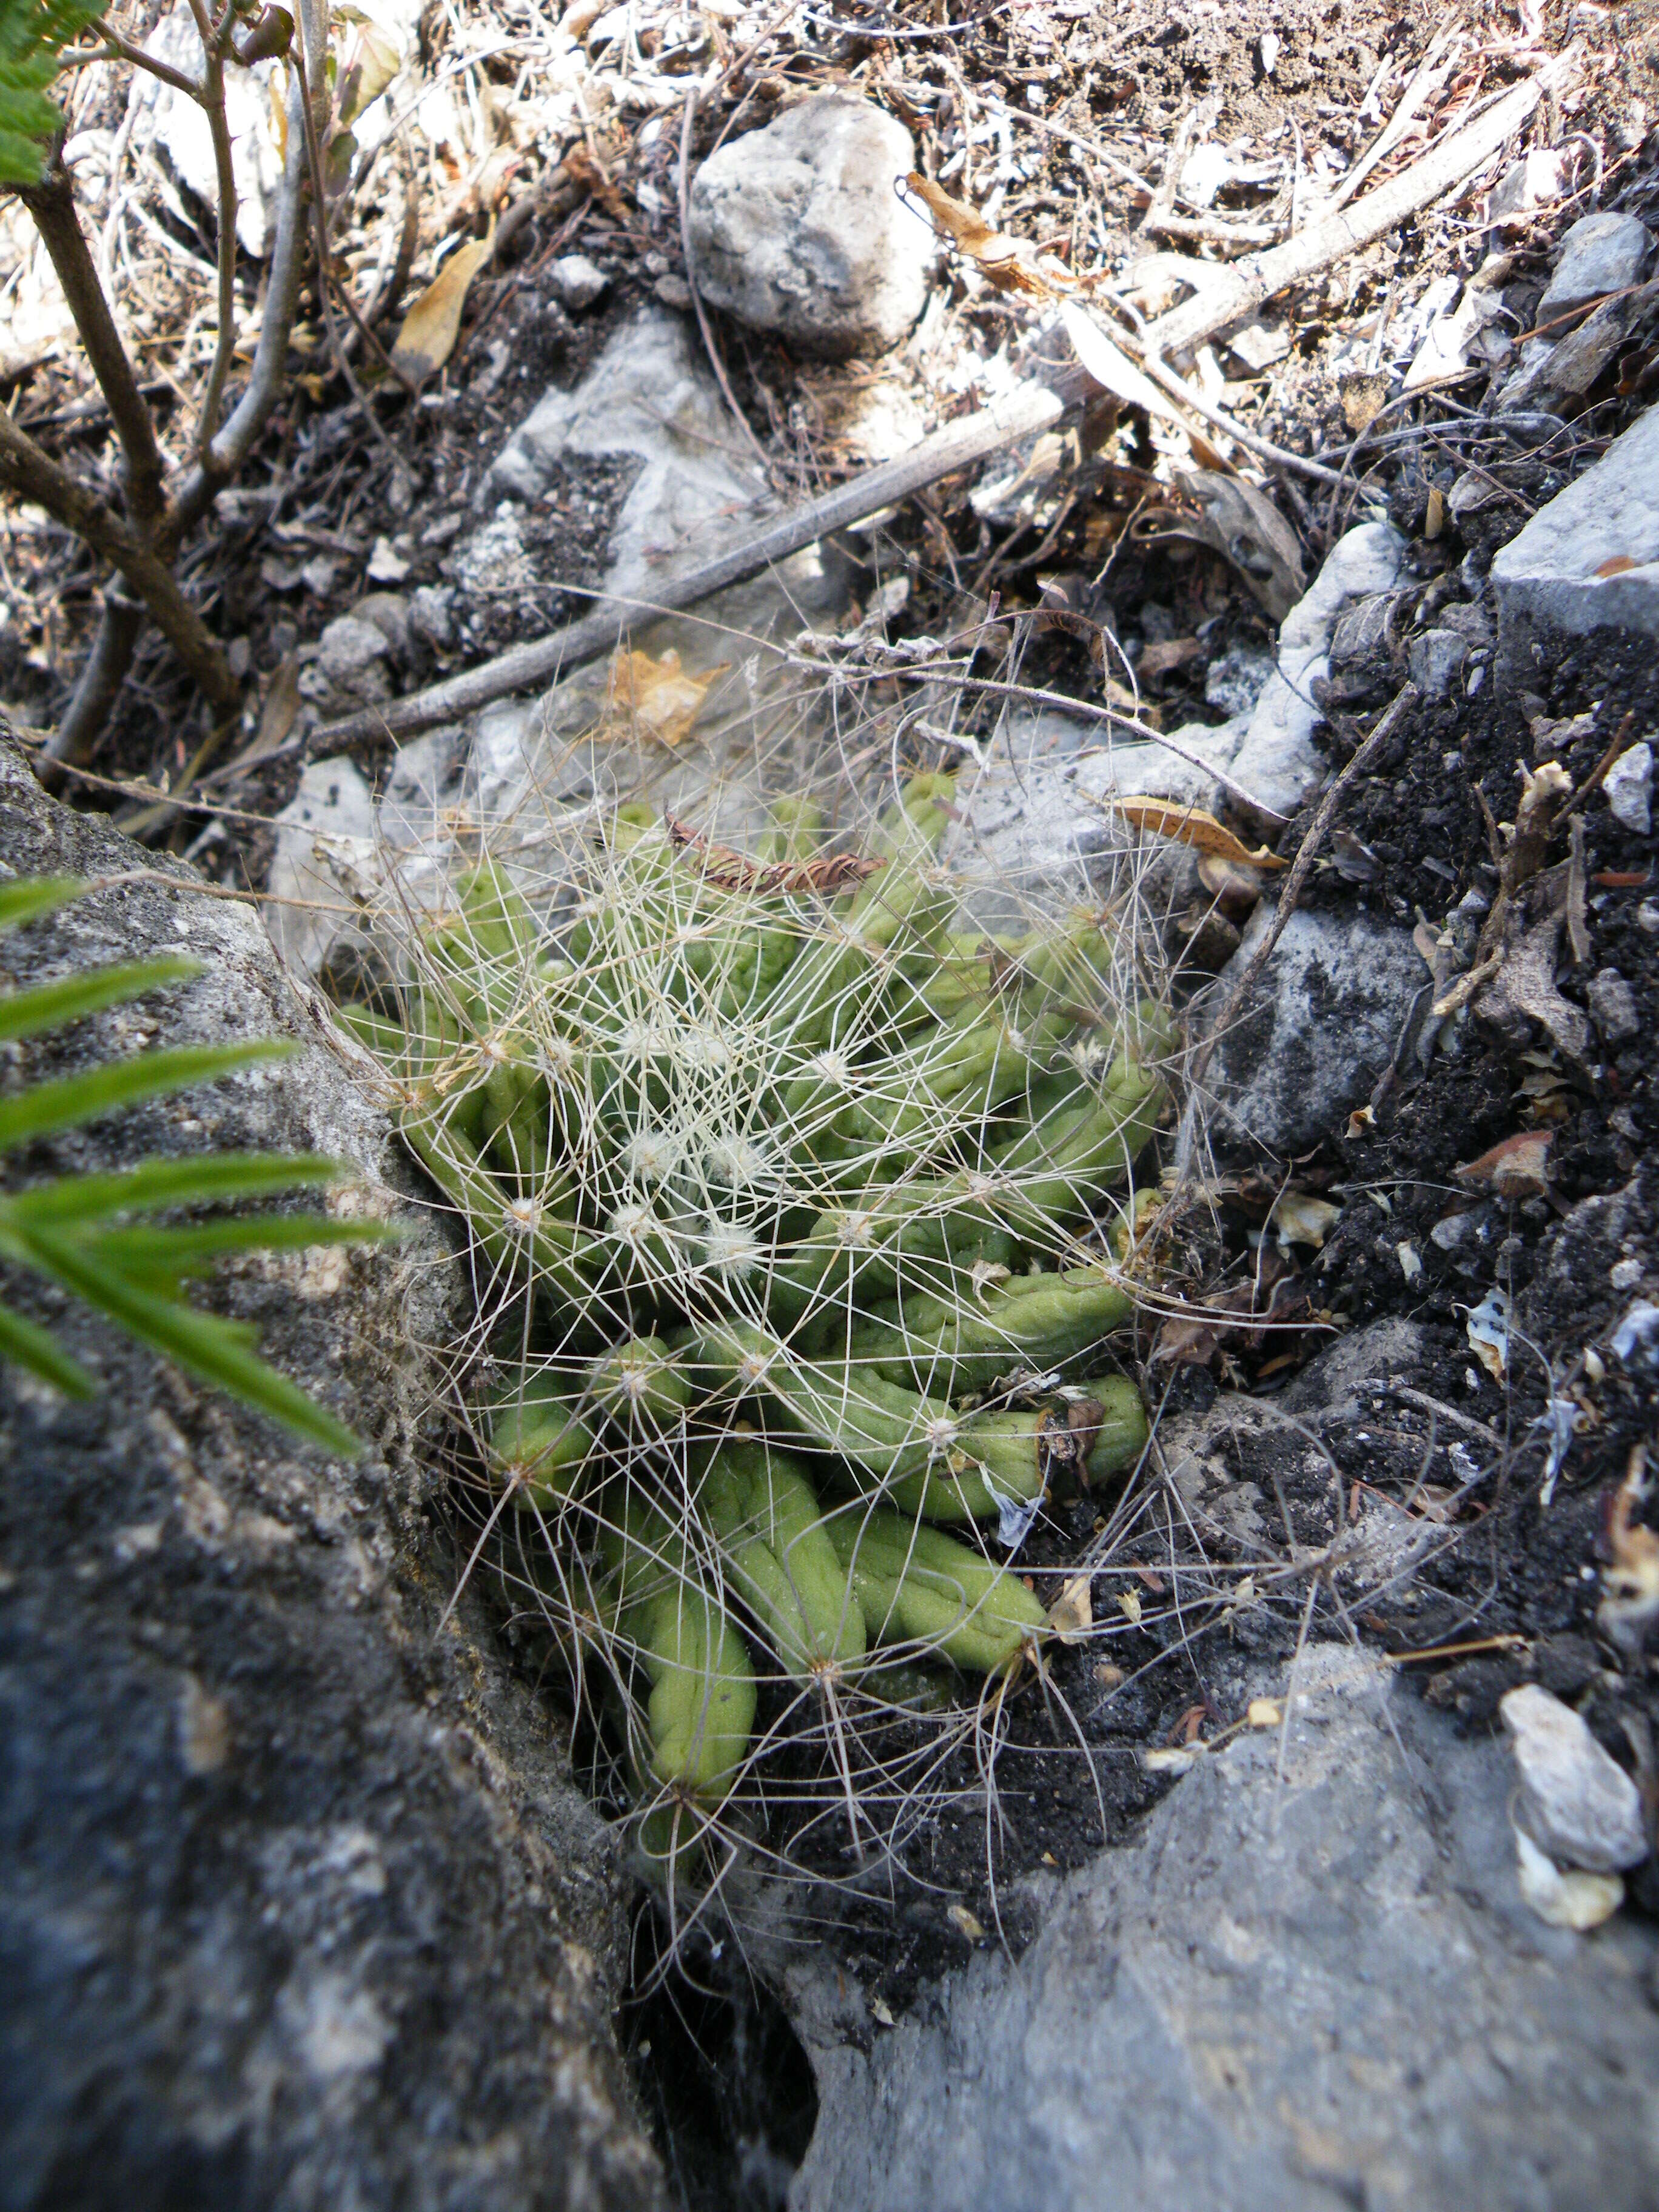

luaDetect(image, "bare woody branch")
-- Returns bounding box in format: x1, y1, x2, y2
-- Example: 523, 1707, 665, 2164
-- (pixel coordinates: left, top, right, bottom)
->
0, 411, 237, 712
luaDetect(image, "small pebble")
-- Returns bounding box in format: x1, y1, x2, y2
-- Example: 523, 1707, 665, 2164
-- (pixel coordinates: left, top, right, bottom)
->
1605, 742, 1653, 836
1500, 1684, 1648, 1873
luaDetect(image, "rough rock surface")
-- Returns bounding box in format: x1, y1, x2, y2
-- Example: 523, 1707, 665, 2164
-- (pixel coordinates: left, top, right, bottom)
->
0, 742, 663, 2212
1491, 401, 1659, 671
1198, 901, 1429, 1156
1535, 211, 1654, 318
793, 1643, 1659, 2212
1501, 1684, 1650, 1872
1228, 522, 1407, 819
688, 95, 931, 359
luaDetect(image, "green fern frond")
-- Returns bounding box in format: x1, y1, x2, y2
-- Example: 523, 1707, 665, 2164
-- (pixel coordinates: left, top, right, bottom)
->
0, 0, 105, 186
0, 875, 392, 1453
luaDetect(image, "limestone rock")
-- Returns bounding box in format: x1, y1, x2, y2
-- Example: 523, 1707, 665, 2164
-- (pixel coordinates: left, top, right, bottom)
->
551, 253, 608, 310
1537, 212, 1654, 319
687, 95, 931, 360
793, 1643, 1659, 2212
1501, 1684, 1649, 1872
1606, 740, 1653, 835
1228, 523, 1407, 820
1202, 902, 1429, 1156
0, 738, 663, 2212
1407, 625, 1469, 699
1490, 402, 1659, 669
1589, 968, 1641, 1044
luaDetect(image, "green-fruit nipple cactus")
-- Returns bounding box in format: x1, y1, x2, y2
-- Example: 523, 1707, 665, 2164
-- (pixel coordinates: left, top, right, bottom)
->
338, 774, 1172, 1881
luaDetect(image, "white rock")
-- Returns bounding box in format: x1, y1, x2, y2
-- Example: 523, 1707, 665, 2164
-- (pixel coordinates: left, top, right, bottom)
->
1605, 740, 1653, 834
1491, 403, 1659, 667
1407, 627, 1469, 699
1589, 968, 1641, 1042
266, 759, 378, 979
687, 94, 931, 359
1513, 1825, 1624, 1932
1500, 1684, 1649, 1873
1227, 523, 1407, 819
550, 253, 608, 310
366, 535, 410, 585
131, 3, 284, 255
1537, 212, 1654, 320
315, 615, 393, 705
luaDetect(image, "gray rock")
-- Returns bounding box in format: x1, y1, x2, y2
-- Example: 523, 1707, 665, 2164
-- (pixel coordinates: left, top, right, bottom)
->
487, 308, 843, 638
0, 738, 663, 2212
1500, 1684, 1650, 1872
1203, 640, 1275, 719
937, 711, 1252, 930
793, 1643, 1659, 2212
1229, 523, 1407, 819
1537, 211, 1654, 319
1606, 740, 1653, 834
348, 592, 414, 666
313, 614, 395, 706
1201, 902, 1428, 1155
1491, 402, 1659, 669
409, 583, 455, 652
551, 253, 609, 310
267, 757, 378, 979
1407, 625, 1469, 698
1589, 967, 1641, 1042
687, 95, 931, 360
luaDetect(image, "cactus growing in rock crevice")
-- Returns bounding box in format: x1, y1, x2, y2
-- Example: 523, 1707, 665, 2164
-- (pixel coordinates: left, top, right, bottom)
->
337, 773, 1173, 1887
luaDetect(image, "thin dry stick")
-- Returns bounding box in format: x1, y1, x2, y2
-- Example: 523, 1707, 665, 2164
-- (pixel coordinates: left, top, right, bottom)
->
183, 0, 240, 451
320, 51, 1574, 754
316, 361, 1100, 748
1140, 52, 1577, 360
0, 409, 237, 709
1185, 681, 1419, 1104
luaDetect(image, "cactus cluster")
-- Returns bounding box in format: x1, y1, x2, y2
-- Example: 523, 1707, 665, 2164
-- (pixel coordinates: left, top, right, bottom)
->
338, 775, 1171, 1878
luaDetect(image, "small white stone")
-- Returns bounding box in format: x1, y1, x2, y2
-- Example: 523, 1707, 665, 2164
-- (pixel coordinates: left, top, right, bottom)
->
1500, 1683, 1649, 1873
551, 253, 608, 310
1588, 968, 1641, 1043
1604, 741, 1652, 835
366, 535, 411, 585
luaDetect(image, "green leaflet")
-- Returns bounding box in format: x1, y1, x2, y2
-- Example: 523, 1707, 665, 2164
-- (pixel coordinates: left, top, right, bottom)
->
0, 0, 104, 185
0, 877, 387, 1450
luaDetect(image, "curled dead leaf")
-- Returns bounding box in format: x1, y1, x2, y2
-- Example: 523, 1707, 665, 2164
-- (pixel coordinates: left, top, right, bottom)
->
1050, 1574, 1093, 1644
1456, 1127, 1553, 1200
1108, 798, 1287, 871
904, 173, 1059, 297
392, 227, 495, 386
600, 647, 729, 749
1272, 1192, 1341, 1248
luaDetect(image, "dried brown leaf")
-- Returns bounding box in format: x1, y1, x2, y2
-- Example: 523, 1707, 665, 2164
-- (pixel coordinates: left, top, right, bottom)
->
391, 230, 494, 386
601, 647, 729, 749
905, 173, 1056, 297
665, 816, 885, 898
1107, 798, 1287, 871
1455, 1128, 1553, 1199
